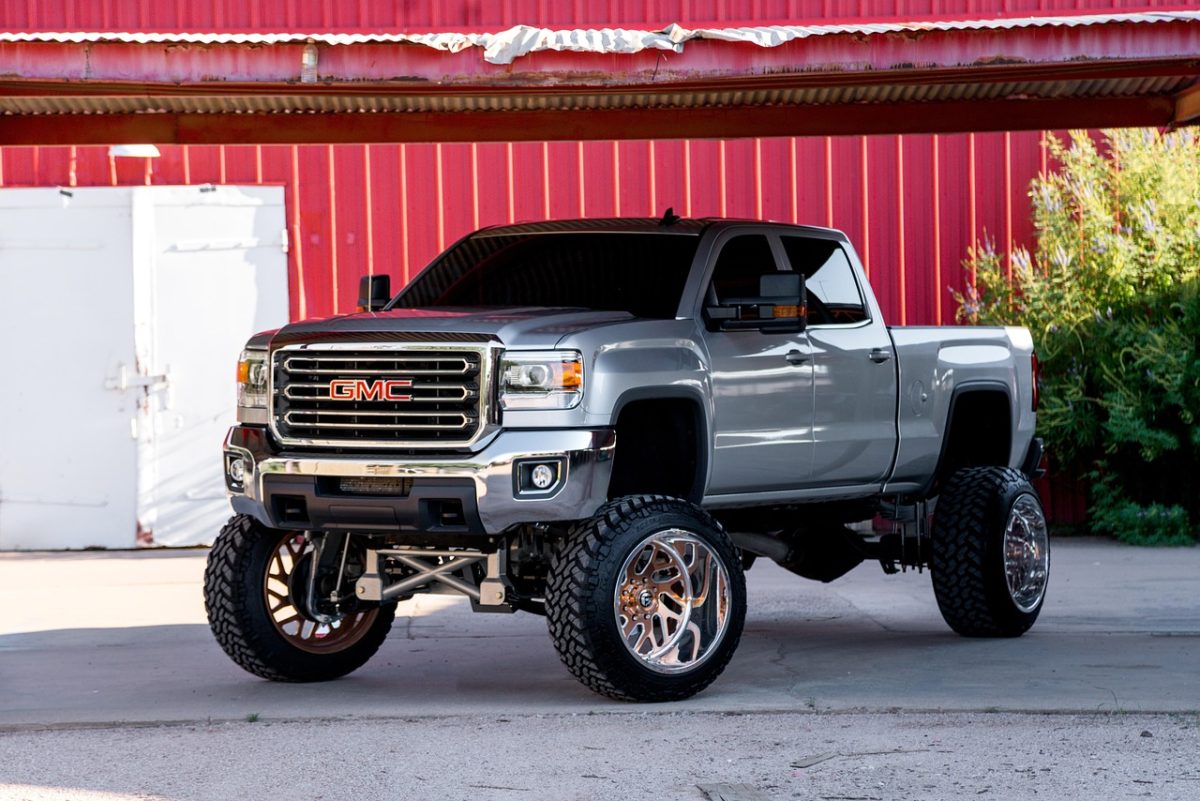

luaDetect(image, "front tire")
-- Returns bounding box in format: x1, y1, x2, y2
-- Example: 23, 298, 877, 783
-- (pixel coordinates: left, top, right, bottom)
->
931, 467, 1050, 637
545, 495, 746, 702
204, 515, 395, 682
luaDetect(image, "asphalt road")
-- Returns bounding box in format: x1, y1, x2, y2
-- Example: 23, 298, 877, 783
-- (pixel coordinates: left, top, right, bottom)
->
1, 537, 1197, 800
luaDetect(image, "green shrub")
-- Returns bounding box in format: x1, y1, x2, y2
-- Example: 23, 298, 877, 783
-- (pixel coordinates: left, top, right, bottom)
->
1088, 475, 1194, 546
954, 129, 1200, 544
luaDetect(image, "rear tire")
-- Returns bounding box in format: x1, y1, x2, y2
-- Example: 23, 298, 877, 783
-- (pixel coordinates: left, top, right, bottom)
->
545, 495, 746, 702
204, 515, 395, 682
931, 467, 1050, 637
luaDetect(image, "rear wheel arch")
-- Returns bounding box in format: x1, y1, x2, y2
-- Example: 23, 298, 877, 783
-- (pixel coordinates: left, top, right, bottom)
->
927, 384, 1014, 495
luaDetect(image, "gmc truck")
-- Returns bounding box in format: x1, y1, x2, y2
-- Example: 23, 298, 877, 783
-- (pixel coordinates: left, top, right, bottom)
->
206, 215, 1048, 702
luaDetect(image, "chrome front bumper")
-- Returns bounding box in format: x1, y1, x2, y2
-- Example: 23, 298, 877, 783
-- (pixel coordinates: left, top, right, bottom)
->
223, 426, 616, 536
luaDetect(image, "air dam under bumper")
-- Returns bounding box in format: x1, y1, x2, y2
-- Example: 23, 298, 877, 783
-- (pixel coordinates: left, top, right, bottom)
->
223, 426, 615, 536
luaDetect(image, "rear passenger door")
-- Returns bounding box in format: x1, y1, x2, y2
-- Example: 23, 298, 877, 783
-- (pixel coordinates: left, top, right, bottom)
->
779, 235, 898, 488
700, 231, 815, 496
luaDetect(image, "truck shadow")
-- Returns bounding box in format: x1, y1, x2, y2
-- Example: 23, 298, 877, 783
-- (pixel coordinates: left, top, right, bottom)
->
0, 612, 1066, 727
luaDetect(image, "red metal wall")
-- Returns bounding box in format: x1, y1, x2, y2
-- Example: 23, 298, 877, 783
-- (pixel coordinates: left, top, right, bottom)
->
0, 132, 1052, 325
0, 0, 1191, 29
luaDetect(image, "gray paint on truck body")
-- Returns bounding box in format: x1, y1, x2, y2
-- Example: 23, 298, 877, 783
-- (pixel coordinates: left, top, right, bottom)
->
229, 218, 1037, 526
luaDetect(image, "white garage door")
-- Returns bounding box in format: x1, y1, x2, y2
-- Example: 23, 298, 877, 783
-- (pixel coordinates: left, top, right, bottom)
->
0, 185, 288, 549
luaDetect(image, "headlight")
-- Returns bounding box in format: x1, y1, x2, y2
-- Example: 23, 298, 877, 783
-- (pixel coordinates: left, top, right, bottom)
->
236, 349, 270, 422
499, 350, 583, 410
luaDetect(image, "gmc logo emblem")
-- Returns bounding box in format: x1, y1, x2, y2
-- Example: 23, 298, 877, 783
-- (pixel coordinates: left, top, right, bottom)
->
329, 378, 413, 402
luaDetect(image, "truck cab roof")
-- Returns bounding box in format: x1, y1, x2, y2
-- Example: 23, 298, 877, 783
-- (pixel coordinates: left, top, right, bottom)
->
472, 216, 845, 240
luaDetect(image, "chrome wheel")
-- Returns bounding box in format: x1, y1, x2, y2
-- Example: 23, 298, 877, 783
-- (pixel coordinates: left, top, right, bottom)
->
264, 533, 378, 654
1002, 493, 1050, 613
613, 528, 732, 674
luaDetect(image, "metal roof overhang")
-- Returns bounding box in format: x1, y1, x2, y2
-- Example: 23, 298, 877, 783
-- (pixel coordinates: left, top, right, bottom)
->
0, 14, 1198, 144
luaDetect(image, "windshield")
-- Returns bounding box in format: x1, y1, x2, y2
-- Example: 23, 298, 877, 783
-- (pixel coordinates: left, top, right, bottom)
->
392, 231, 700, 319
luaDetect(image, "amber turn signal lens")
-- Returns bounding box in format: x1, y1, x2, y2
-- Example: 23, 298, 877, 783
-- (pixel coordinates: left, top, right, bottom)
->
561, 360, 583, 389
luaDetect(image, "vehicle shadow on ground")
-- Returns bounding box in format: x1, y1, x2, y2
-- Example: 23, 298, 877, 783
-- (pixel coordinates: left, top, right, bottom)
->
0, 612, 1040, 726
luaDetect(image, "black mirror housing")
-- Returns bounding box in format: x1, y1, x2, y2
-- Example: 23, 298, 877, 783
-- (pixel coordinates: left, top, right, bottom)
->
357, 274, 391, 312
759, 272, 802, 302
704, 271, 807, 334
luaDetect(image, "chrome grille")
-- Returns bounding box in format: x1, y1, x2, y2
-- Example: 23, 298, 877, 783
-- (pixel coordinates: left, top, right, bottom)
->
272, 348, 484, 447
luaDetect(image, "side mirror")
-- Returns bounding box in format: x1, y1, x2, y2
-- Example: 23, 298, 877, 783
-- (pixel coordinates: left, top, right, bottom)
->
357, 275, 391, 312
705, 272, 807, 334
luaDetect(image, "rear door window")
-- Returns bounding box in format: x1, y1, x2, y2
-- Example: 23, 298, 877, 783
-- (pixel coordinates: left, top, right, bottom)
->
779, 236, 868, 325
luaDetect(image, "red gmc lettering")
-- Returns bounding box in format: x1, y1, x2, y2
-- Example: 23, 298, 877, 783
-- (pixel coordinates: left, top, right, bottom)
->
329, 379, 413, 402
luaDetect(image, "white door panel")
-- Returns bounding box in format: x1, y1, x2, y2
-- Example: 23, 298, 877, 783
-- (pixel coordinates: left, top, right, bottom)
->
0, 186, 288, 549
137, 186, 288, 547
0, 189, 139, 549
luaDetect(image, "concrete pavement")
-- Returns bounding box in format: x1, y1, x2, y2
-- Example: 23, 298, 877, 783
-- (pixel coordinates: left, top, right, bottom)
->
1, 538, 1197, 726
0, 537, 1197, 800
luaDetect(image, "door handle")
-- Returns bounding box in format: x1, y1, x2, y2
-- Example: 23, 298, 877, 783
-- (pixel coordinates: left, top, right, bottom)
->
785, 350, 810, 365
104, 362, 172, 391
868, 348, 892, 364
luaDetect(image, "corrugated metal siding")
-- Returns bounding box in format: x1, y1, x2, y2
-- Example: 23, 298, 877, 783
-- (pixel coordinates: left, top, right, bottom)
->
1, 0, 1196, 30
0, 132, 1051, 326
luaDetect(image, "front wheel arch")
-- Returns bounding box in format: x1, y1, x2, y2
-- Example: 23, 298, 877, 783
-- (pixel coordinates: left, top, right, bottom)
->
606, 395, 707, 504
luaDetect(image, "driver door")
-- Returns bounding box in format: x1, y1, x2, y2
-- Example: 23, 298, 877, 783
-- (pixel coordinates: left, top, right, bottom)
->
701, 232, 815, 496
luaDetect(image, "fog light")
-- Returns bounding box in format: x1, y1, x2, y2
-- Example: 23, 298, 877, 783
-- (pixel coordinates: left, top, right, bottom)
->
531, 464, 555, 490
227, 457, 246, 485
514, 459, 564, 496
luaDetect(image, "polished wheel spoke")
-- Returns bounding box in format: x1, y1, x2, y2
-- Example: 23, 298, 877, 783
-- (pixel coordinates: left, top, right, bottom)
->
613, 529, 732, 675
1002, 494, 1050, 613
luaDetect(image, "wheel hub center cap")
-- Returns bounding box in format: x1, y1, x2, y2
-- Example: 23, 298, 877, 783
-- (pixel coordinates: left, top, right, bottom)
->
637, 589, 654, 608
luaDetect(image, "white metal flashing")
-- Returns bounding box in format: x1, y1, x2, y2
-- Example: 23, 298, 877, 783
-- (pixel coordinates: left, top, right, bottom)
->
0, 10, 1197, 65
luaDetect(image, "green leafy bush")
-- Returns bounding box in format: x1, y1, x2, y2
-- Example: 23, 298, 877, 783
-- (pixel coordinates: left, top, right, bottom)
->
1088, 474, 1194, 546
955, 129, 1200, 545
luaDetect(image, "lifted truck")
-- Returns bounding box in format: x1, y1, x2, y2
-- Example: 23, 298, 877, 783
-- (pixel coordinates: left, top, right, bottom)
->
207, 215, 1048, 702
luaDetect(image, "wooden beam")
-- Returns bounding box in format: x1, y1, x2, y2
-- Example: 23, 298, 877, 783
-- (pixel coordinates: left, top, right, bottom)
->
1173, 81, 1200, 126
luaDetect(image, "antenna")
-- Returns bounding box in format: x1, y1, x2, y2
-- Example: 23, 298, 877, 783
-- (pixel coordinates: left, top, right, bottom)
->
659, 207, 682, 227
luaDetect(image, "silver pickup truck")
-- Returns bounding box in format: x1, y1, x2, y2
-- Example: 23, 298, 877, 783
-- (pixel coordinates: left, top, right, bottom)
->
208, 215, 1047, 702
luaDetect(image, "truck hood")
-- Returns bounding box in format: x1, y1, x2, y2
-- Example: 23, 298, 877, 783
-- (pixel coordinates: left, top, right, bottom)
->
268, 307, 635, 349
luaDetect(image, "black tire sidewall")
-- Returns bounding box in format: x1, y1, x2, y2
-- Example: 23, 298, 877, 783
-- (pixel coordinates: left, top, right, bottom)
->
235, 526, 322, 662
931, 468, 1049, 637
551, 497, 747, 701
205, 516, 395, 682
